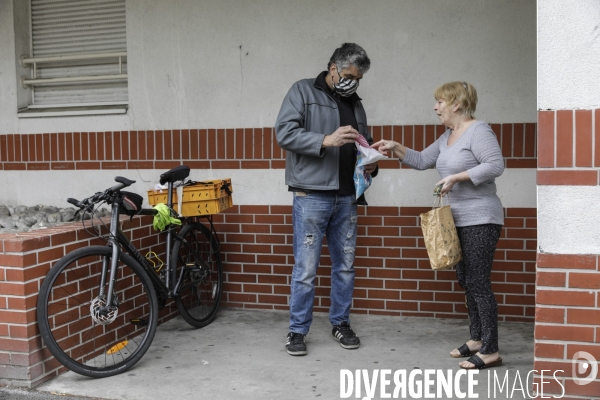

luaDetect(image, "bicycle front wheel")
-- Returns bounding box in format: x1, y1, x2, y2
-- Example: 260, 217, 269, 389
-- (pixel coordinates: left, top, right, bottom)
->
37, 246, 158, 378
172, 222, 223, 328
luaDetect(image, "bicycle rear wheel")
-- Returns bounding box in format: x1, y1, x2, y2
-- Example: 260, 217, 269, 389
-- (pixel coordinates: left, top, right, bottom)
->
172, 222, 223, 328
37, 246, 158, 378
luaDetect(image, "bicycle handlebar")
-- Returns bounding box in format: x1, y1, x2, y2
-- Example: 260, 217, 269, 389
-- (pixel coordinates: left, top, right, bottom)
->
67, 176, 136, 210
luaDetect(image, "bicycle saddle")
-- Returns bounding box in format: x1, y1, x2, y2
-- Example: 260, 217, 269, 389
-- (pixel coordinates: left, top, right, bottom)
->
160, 165, 190, 185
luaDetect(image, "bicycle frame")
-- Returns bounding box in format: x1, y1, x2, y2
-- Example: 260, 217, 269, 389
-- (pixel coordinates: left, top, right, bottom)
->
100, 179, 220, 312
101, 182, 182, 311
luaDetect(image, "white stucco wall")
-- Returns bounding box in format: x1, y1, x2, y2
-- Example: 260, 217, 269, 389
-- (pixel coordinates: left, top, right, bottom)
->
538, 0, 600, 110
538, 186, 600, 254
537, 1, 600, 255
0, 0, 537, 209
0, 0, 536, 134
0, 169, 536, 209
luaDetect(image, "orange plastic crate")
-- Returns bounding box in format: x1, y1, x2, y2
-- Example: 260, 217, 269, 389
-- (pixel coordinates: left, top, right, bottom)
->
147, 178, 233, 216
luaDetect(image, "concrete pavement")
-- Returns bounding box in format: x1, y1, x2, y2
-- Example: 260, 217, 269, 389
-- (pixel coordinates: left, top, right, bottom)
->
10, 308, 535, 399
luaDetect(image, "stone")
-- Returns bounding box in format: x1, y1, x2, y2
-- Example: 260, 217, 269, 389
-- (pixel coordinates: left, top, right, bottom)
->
0, 218, 16, 228
47, 213, 62, 223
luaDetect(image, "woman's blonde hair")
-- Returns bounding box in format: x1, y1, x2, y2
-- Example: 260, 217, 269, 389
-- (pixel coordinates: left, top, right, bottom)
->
434, 81, 478, 119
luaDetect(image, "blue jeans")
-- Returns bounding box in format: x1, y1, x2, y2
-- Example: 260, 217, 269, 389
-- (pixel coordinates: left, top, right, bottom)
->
289, 192, 358, 334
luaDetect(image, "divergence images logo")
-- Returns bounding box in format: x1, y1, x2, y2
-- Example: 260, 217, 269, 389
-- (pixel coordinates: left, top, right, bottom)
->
572, 351, 598, 386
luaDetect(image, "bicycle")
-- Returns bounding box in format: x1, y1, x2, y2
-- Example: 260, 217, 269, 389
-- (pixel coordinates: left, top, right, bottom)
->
36, 165, 224, 378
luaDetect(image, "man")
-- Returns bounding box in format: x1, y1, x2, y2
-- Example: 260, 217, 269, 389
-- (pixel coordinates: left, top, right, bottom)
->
275, 43, 378, 356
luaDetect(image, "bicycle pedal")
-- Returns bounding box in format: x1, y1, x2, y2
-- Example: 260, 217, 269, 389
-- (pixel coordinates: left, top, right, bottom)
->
130, 318, 148, 326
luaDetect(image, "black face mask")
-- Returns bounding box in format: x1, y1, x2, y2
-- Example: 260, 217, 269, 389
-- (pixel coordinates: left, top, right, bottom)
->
332, 66, 359, 97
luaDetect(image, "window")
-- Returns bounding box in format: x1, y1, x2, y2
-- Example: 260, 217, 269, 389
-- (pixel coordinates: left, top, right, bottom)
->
18, 0, 128, 117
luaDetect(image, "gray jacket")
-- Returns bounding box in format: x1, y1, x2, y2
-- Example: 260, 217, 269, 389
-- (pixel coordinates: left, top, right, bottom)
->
275, 76, 373, 192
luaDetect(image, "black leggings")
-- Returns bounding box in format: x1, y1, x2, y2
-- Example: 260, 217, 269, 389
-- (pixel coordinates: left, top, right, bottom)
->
455, 224, 502, 354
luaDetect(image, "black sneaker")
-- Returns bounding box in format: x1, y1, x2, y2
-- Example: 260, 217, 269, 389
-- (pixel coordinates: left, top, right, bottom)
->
286, 332, 307, 356
332, 321, 360, 349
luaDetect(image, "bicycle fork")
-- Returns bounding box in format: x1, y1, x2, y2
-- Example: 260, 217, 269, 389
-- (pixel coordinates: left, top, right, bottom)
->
93, 201, 122, 324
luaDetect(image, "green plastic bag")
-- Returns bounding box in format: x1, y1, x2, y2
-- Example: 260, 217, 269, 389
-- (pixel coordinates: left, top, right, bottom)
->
152, 203, 181, 231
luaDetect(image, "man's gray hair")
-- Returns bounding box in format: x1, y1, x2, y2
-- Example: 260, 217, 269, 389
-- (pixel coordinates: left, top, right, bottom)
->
327, 43, 371, 74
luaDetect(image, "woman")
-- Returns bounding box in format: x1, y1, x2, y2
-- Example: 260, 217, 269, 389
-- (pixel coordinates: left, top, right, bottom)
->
372, 81, 504, 370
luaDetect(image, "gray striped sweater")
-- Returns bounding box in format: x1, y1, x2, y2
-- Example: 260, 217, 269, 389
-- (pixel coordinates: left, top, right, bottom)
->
402, 121, 504, 227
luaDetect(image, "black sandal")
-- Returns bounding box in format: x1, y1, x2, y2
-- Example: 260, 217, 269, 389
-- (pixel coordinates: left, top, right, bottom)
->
451, 343, 475, 358
461, 354, 503, 370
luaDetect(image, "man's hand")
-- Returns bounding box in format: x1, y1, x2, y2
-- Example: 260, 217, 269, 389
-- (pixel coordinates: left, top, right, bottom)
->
322, 126, 359, 148
364, 162, 378, 174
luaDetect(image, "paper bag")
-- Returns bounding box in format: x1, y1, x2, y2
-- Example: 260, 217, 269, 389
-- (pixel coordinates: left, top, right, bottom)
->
420, 197, 462, 270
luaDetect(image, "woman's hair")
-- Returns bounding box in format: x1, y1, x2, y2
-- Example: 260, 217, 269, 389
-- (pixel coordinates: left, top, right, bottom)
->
327, 43, 371, 74
434, 81, 478, 119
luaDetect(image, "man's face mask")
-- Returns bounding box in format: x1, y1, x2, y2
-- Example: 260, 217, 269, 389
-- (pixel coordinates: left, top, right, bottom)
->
333, 66, 359, 97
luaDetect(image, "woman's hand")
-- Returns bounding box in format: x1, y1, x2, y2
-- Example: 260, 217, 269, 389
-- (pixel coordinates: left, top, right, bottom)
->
371, 140, 407, 160
436, 175, 457, 197
436, 171, 471, 196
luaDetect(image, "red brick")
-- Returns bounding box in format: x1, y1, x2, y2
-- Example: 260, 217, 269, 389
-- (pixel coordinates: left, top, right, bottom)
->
506, 250, 536, 261
419, 281, 452, 291
506, 229, 536, 239
0, 253, 37, 268
179, 129, 188, 159
401, 291, 433, 301
258, 294, 287, 305
535, 343, 565, 359
492, 282, 525, 293
537, 271, 566, 287
497, 305, 525, 316
37, 247, 65, 264
574, 110, 593, 167
506, 159, 537, 168
535, 325, 594, 342
537, 253, 597, 270
506, 208, 537, 217
564, 379, 600, 398
5, 162, 27, 170
537, 170, 598, 186
537, 111, 555, 167
354, 278, 383, 288
353, 299, 385, 309
556, 110, 573, 167
536, 307, 564, 323
536, 290, 595, 307
420, 302, 453, 312
384, 280, 417, 290
569, 272, 600, 289
596, 109, 600, 168
511, 123, 524, 158
0, 337, 29, 352
567, 309, 600, 325
505, 272, 535, 283
501, 123, 512, 157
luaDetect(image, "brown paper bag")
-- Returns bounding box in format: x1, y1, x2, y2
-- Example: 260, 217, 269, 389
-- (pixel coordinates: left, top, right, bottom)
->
420, 196, 462, 270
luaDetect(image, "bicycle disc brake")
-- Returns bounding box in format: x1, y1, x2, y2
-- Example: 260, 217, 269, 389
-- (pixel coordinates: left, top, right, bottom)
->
90, 295, 118, 325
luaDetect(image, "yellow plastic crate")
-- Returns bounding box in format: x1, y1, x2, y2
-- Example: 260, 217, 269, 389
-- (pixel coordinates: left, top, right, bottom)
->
147, 178, 233, 216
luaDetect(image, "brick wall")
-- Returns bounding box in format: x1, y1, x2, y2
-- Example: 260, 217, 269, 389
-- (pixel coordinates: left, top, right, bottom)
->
0, 123, 538, 386
535, 110, 600, 398
0, 216, 178, 387
213, 205, 536, 321
0, 123, 536, 171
